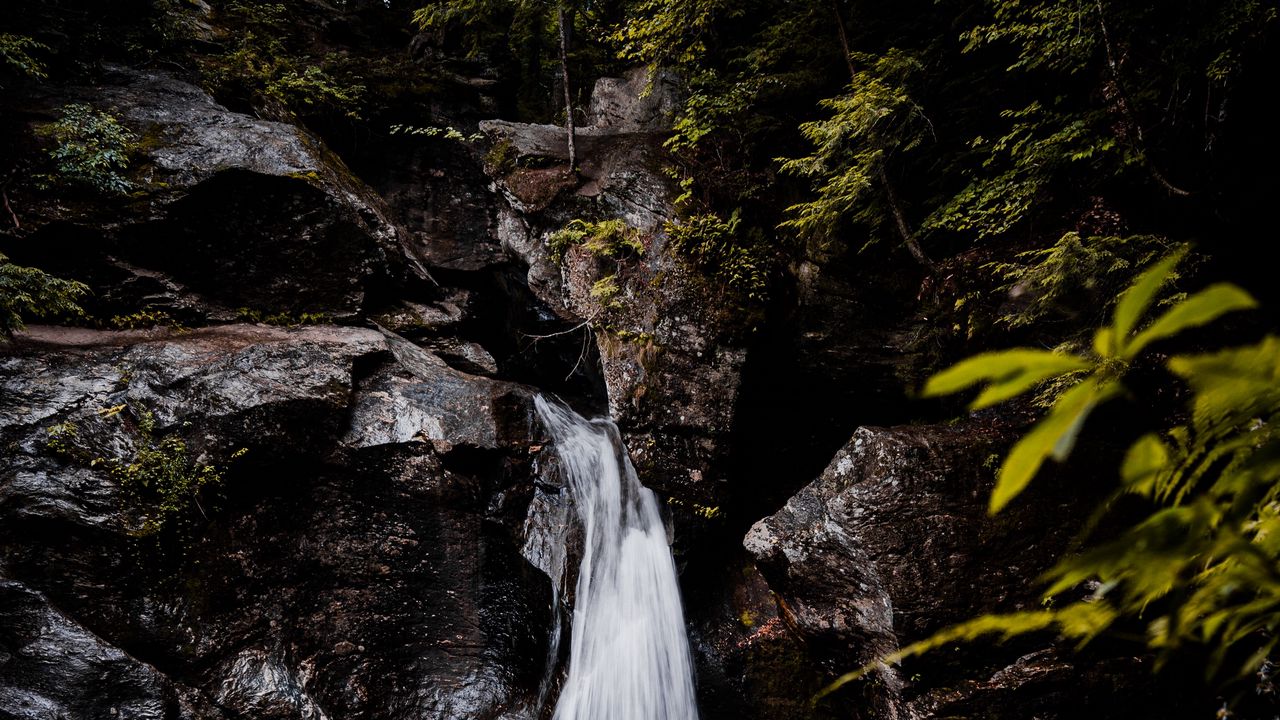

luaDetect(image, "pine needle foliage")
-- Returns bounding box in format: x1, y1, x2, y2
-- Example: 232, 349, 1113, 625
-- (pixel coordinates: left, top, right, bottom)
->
664, 212, 770, 302
200, 1, 365, 121
985, 232, 1175, 330
546, 218, 645, 263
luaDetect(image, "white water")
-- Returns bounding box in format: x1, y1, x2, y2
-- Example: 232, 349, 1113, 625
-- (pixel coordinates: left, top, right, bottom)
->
534, 396, 700, 720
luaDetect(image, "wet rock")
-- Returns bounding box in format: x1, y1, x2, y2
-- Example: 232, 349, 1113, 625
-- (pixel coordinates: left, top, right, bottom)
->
371, 293, 474, 339
744, 423, 1059, 643
904, 649, 1163, 719
686, 553, 854, 720
364, 140, 505, 273
213, 648, 327, 720
482, 70, 746, 503
0, 325, 551, 720
742, 423, 1015, 686
742, 421, 1191, 719
3, 67, 417, 321
343, 332, 531, 450
0, 578, 222, 720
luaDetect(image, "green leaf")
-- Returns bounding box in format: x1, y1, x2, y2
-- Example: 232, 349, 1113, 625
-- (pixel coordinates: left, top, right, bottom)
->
991, 379, 1120, 513
1121, 434, 1170, 494
1125, 284, 1257, 358
970, 364, 1084, 409
1111, 248, 1186, 351
1168, 336, 1280, 428
923, 349, 1090, 398
1093, 327, 1115, 357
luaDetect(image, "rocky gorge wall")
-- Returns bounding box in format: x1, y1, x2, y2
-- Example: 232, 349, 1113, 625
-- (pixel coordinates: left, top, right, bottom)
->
0, 5, 1213, 718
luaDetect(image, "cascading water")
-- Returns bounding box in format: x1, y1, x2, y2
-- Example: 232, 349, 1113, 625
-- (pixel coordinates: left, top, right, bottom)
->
532, 395, 700, 720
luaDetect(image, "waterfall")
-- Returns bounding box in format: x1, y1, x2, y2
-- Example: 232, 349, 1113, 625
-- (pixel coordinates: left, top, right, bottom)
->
533, 395, 700, 720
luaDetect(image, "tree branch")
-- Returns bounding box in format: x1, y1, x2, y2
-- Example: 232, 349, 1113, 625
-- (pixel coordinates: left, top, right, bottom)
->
2, 189, 19, 230
1094, 0, 1192, 197
879, 166, 937, 274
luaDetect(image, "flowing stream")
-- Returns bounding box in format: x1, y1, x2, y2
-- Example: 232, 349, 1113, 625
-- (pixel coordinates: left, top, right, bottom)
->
532, 395, 700, 720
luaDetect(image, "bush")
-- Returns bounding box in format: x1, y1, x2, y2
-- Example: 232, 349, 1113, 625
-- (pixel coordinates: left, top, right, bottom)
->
0, 32, 48, 79
0, 253, 89, 335
198, 2, 365, 121
985, 232, 1175, 329
47, 409, 246, 544
483, 138, 518, 175
590, 274, 623, 310
108, 310, 183, 330
35, 104, 137, 195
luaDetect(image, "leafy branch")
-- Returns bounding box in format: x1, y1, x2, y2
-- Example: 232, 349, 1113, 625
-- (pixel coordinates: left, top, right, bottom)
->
825, 251, 1275, 702
923, 248, 1254, 513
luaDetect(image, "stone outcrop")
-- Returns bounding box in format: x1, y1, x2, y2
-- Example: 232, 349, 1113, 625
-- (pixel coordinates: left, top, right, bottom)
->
480, 68, 746, 504
4, 68, 419, 323
0, 325, 551, 720
743, 422, 1196, 719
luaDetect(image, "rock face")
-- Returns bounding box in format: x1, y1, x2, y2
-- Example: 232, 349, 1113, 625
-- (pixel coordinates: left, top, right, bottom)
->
742, 422, 1195, 720
481, 68, 746, 504
4, 68, 418, 322
585, 68, 681, 133
684, 551, 857, 720
0, 578, 223, 720
0, 5, 1205, 715
0, 325, 551, 720
745, 424, 1017, 646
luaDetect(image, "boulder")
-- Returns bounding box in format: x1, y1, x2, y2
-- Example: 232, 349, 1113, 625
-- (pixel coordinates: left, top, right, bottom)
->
0, 324, 552, 720
585, 68, 681, 133
685, 551, 856, 720
743, 422, 1198, 719
2, 68, 420, 322
0, 578, 224, 720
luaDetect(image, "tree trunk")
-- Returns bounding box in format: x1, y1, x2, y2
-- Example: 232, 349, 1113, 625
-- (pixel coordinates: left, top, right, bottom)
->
1093, 0, 1191, 197
558, 6, 577, 170
831, 0, 857, 85
879, 166, 937, 274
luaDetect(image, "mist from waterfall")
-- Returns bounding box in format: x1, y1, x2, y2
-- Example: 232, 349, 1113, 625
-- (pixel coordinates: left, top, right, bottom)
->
533, 395, 700, 720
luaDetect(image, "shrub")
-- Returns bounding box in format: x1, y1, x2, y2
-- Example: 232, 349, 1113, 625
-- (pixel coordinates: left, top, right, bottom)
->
35, 104, 137, 195
108, 310, 183, 330
236, 307, 329, 326
590, 274, 623, 310
0, 253, 89, 335
985, 232, 1175, 329
0, 33, 49, 79
47, 409, 246, 543
198, 2, 365, 121
483, 138, 518, 175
